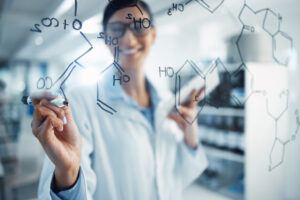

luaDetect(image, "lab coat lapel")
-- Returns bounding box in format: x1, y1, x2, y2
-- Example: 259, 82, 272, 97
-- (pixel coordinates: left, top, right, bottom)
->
114, 100, 153, 132
153, 91, 173, 133
98, 67, 167, 133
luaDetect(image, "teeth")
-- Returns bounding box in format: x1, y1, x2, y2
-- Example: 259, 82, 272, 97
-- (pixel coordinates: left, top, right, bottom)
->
121, 48, 138, 55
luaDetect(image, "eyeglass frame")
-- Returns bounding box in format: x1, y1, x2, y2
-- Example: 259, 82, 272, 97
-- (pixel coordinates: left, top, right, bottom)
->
104, 20, 154, 38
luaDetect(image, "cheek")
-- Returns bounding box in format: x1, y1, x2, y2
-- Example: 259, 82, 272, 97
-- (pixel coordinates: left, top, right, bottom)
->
108, 45, 115, 54
142, 37, 154, 52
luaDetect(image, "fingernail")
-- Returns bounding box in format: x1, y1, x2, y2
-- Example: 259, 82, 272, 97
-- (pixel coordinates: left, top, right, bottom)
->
60, 126, 64, 132
63, 116, 67, 124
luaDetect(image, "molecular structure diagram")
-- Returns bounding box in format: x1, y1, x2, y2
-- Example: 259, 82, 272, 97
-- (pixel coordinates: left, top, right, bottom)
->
225, 1, 293, 107
266, 91, 300, 171
236, 2, 296, 171
167, 0, 293, 107
30, 0, 93, 100
173, 58, 227, 124
29, 0, 297, 171
233, 1, 295, 171
95, 41, 128, 115
167, 0, 224, 16
185, 0, 224, 13
265, 90, 290, 171
30, 0, 153, 115
292, 109, 300, 141
164, 0, 296, 171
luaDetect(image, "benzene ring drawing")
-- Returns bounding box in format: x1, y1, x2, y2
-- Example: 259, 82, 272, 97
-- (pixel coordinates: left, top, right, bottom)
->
174, 60, 206, 124
185, 0, 224, 13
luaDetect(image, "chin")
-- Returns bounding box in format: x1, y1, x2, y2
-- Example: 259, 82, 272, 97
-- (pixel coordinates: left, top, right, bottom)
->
120, 62, 143, 70
119, 58, 144, 69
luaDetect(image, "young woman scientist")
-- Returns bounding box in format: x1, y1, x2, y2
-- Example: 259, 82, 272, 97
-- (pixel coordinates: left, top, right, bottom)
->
31, 0, 208, 199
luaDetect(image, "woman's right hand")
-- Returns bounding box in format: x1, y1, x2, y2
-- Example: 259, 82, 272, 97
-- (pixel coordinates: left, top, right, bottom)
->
31, 96, 82, 191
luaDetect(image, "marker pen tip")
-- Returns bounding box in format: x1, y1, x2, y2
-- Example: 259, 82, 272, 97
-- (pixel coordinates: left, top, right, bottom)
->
21, 96, 28, 105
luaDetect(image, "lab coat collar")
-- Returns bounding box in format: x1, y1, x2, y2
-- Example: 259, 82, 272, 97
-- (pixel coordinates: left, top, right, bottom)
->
98, 65, 166, 132
103, 66, 162, 105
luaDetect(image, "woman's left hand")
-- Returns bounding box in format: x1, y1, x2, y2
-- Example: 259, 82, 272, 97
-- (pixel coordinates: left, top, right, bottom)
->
168, 88, 205, 149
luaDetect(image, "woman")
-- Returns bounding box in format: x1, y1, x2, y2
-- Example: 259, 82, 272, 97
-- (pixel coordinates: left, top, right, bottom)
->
32, 0, 207, 199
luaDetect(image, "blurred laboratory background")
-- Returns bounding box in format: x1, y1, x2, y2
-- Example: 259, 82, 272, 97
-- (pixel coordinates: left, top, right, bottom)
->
1, 0, 300, 199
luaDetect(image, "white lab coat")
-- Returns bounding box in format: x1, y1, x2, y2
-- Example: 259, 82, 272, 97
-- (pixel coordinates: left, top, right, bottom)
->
37, 67, 208, 200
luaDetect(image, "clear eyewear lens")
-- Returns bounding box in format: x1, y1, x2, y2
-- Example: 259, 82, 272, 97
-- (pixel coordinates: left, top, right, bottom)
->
106, 23, 125, 38
106, 22, 151, 38
129, 22, 149, 36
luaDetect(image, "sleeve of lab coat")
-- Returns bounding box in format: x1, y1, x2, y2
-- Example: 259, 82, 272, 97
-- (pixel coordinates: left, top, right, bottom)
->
49, 167, 86, 199
173, 124, 208, 189
37, 90, 97, 200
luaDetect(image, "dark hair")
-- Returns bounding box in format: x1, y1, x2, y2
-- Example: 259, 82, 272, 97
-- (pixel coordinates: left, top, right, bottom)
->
102, 0, 154, 31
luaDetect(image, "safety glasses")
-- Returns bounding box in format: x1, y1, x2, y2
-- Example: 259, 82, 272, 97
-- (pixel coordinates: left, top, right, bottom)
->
105, 21, 152, 38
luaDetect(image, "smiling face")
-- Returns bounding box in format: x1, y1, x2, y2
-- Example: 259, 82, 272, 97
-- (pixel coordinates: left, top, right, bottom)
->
106, 6, 156, 70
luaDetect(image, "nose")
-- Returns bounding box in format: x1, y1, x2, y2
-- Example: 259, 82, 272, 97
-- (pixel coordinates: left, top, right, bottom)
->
120, 28, 138, 47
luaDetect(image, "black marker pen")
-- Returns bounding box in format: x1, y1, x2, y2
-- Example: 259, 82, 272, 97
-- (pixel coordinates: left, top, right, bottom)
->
21, 95, 68, 124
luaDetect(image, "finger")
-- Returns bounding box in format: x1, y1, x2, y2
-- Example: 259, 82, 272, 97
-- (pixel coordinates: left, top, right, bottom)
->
32, 123, 42, 138
178, 106, 194, 117
31, 91, 58, 106
31, 98, 41, 106
188, 87, 206, 108
40, 115, 64, 134
176, 121, 185, 130
168, 113, 187, 131
40, 99, 65, 121
33, 116, 64, 140
32, 105, 59, 130
168, 113, 186, 125
47, 115, 64, 132
197, 87, 205, 98
186, 89, 197, 108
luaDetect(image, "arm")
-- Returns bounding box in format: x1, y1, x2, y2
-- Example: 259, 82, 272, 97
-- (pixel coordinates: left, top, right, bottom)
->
32, 92, 96, 199
50, 167, 85, 199
38, 112, 96, 200
174, 136, 208, 188
168, 88, 204, 149
168, 88, 208, 188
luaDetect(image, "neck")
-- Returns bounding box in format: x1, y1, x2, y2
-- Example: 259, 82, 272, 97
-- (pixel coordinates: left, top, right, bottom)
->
121, 66, 150, 108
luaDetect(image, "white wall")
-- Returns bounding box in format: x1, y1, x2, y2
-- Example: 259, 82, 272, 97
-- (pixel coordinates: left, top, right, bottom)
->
245, 62, 300, 200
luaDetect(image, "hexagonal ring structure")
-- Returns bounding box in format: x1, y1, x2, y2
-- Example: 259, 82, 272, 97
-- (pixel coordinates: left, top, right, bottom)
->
174, 60, 206, 124
195, 0, 224, 13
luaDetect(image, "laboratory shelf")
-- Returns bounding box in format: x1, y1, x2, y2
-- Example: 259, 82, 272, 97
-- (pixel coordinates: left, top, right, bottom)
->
203, 144, 244, 163
200, 106, 245, 117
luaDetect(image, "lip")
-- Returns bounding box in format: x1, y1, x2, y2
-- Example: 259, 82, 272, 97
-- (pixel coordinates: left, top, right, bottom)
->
119, 47, 143, 56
